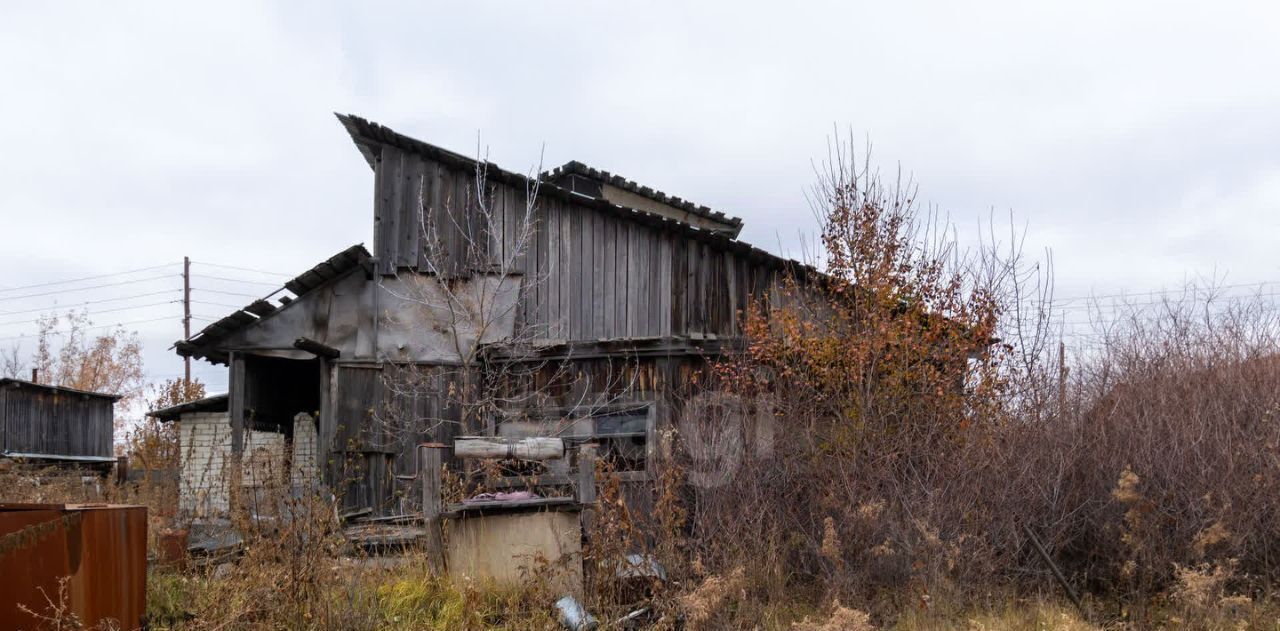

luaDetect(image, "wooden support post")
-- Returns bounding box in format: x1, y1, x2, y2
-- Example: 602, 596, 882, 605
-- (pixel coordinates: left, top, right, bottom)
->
419, 443, 446, 573
229, 352, 245, 455
576, 444, 597, 505
1057, 340, 1068, 420
576, 444, 598, 535
318, 361, 334, 486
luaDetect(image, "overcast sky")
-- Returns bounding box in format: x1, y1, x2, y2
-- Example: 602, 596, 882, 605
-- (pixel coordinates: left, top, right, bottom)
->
2, 1, 1279, 395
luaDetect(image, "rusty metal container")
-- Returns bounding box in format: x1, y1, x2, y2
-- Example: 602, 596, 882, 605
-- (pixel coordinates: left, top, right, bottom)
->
0, 503, 147, 630
157, 527, 189, 568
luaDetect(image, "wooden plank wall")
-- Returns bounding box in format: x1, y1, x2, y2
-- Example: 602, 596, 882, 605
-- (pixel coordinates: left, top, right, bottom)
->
327, 363, 464, 516
329, 365, 390, 514
374, 146, 522, 278
0, 387, 113, 458
517, 191, 775, 341
488, 352, 725, 519
373, 146, 782, 342
496, 354, 715, 417
383, 364, 465, 515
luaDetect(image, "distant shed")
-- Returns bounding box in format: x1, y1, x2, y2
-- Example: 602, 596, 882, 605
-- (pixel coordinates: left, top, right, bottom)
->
0, 378, 119, 463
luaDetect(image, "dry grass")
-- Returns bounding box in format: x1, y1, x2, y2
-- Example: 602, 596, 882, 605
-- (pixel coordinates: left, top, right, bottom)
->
680, 567, 747, 630
10, 328, 1280, 630
893, 597, 1099, 631
791, 602, 876, 631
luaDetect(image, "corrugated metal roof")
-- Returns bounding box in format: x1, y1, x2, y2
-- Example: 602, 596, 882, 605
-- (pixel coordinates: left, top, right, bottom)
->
542, 160, 743, 236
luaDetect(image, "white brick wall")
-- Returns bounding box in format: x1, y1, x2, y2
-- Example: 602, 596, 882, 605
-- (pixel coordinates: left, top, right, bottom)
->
291, 412, 319, 489
242, 429, 285, 489
177, 411, 323, 520
177, 412, 233, 519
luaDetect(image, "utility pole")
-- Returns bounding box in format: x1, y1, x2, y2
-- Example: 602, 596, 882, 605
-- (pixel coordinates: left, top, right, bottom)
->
1057, 340, 1067, 420
183, 256, 191, 388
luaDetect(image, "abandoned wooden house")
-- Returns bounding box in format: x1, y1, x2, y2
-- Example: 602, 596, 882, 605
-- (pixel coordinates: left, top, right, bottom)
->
168, 114, 806, 520
0, 378, 119, 467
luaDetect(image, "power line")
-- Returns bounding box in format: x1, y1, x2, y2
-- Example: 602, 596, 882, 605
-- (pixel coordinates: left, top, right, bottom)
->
0, 289, 181, 317
0, 301, 180, 328
0, 316, 175, 343
145, 373, 188, 380
1017, 288, 1280, 315
0, 274, 179, 303
1054, 280, 1280, 305
1046, 293, 1280, 320
0, 263, 179, 294
193, 288, 262, 299
190, 274, 281, 287
191, 260, 292, 278
190, 300, 248, 310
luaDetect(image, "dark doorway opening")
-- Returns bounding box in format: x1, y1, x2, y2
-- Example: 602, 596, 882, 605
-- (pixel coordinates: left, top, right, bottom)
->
243, 355, 322, 439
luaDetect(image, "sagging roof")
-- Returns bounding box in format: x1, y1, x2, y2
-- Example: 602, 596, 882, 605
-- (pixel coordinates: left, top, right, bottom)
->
0, 378, 123, 401
336, 114, 803, 270
174, 244, 371, 364
542, 160, 743, 238
148, 393, 229, 422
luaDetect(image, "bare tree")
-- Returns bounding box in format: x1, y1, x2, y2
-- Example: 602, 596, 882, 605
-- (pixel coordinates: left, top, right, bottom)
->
0, 343, 23, 379
17, 310, 146, 411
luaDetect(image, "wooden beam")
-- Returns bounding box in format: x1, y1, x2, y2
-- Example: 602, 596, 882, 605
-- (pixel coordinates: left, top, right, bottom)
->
453, 436, 564, 461
293, 337, 341, 360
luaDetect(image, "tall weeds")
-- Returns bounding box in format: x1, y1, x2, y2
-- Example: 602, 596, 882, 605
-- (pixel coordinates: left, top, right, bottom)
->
675, 140, 1280, 627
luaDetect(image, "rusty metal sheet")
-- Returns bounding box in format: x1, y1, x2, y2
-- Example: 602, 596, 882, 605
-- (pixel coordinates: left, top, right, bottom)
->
0, 503, 147, 630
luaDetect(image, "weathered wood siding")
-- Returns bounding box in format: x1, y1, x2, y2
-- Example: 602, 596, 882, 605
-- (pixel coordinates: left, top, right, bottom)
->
0, 386, 113, 458
329, 364, 391, 515
486, 349, 741, 520
374, 145, 516, 278
384, 364, 466, 515
370, 147, 786, 343
528, 197, 781, 341
327, 363, 465, 516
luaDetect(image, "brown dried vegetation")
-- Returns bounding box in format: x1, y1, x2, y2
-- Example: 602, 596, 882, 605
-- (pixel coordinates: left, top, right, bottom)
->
674, 141, 1280, 628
